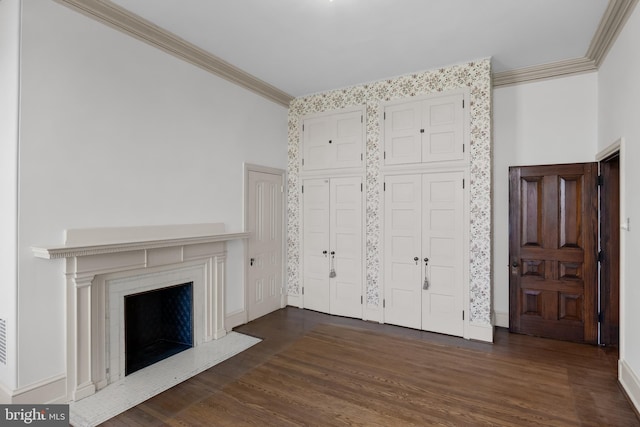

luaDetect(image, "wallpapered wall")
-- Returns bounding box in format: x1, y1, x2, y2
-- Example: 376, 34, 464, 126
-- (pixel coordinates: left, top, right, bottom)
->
287, 58, 492, 325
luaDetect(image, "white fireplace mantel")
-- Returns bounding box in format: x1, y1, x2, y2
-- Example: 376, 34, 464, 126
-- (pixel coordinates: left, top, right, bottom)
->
32, 223, 249, 260
31, 223, 249, 402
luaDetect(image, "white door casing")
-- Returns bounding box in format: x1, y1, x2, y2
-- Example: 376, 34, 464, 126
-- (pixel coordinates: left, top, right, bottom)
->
247, 168, 285, 322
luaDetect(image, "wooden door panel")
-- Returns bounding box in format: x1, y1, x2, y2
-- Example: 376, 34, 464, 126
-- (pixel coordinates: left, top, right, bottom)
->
509, 163, 597, 344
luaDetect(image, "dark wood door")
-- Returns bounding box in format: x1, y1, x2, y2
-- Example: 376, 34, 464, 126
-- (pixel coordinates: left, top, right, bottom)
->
509, 163, 598, 344
599, 154, 620, 346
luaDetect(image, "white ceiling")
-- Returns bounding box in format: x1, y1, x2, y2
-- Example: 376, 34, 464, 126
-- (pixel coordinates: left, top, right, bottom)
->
110, 0, 609, 97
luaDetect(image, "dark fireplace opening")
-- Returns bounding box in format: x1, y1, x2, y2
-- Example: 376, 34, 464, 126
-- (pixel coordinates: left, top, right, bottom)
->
124, 282, 194, 376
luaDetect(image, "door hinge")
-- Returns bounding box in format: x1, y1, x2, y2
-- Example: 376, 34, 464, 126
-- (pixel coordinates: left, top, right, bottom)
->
302, 287, 304, 295
462, 311, 465, 320
383, 151, 386, 159
597, 175, 603, 187
301, 185, 304, 194
463, 144, 465, 153
361, 115, 363, 123
598, 250, 603, 262
384, 112, 386, 120
598, 311, 604, 323
361, 153, 363, 161
302, 124, 304, 131
462, 178, 465, 189
361, 295, 363, 304
302, 158, 305, 166
383, 182, 386, 191
383, 299, 386, 308
361, 183, 363, 192
462, 99, 465, 108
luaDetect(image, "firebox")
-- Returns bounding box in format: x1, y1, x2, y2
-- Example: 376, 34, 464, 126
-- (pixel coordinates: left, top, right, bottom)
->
124, 282, 194, 375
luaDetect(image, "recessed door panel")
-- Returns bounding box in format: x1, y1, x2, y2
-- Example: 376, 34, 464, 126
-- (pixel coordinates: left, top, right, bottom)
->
334, 112, 363, 169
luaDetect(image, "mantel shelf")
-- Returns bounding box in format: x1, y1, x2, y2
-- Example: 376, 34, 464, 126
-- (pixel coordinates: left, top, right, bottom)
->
32, 226, 250, 260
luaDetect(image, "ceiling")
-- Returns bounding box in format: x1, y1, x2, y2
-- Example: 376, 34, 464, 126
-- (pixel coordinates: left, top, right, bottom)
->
60, 0, 637, 104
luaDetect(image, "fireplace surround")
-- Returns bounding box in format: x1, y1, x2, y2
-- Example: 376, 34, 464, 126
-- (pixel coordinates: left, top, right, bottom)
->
32, 223, 248, 402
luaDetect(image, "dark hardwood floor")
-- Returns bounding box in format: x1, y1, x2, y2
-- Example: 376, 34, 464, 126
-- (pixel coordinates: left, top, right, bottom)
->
102, 307, 639, 426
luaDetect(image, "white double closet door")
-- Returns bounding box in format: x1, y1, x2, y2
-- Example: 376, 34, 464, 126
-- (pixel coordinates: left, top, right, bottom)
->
302, 176, 363, 318
384, 171, 465, 337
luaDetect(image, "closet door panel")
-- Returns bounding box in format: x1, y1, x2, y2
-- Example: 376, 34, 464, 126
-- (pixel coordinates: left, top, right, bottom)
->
421, 172, 464, 336
334, 112, 363, 169
384, 101, 422, 165
384, 174, 422, 329
330, 177, 363, 318
303, 117, 332, 171
302, 179, 330, 312
422, 94, 464, 163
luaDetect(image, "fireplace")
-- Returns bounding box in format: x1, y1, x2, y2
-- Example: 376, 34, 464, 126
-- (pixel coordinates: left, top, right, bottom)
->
124, 282, 194, 375
31, 223, 249, 402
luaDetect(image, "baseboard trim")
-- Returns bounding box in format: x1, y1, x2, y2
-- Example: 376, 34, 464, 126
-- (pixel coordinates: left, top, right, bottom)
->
0, 382, 11, 404
493, 311, 509, 328
225, 309, 247, 331
620, 359, 640, 413
286, 294, 302, 308
9, 375, 67, 404
468, 322, 494, 343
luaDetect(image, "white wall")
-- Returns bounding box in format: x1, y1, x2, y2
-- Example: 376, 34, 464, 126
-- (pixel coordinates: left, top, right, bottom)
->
597, 3, 640, 409
0, 0, 20, 394
492, 73, 598, 326
15, 0, 287, 394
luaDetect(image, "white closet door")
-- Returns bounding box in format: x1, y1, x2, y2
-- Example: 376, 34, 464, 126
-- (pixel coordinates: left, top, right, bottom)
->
384, 174, 422, 329
302, 179, 330, 312
333, 112, 363, 169
384, 101, 422, 165
421, 172, 464, 336
302, 116, 332, 171
330, 177, 363, 318
422, 94, 464, 163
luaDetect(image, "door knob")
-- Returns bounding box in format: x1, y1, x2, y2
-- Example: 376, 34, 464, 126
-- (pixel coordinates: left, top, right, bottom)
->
511, 261, 518, 275
424, 257, 429, 264
250, 258, 255, 266
323, 250, 328, 256
414, 257, 419, 265
512, 261, 519, 267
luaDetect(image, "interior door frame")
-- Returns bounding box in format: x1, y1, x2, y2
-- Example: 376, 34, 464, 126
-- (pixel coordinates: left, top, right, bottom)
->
242, 163, 287, 326
596, 138, 625, 348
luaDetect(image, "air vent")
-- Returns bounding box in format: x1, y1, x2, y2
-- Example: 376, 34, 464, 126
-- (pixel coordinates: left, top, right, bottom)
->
0, 319, 6, 365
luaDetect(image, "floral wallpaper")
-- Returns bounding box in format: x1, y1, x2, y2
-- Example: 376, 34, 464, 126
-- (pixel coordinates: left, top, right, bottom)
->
287, 59, 492, 325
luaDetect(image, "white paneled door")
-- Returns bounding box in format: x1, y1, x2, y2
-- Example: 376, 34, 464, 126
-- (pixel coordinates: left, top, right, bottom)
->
303, 177, 363, 318
421, 172, 464, 336
384, 172, 465, 336
247, 170, 284, 322
383, 174, 422, 329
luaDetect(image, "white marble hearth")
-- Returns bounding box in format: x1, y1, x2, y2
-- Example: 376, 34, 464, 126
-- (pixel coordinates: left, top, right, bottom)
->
32, 223, 249, 403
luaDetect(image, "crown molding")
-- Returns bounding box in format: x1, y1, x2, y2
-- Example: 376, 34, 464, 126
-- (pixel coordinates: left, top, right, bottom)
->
54, 0, 294, 107
492, 57, 597, 87
587, 0, 639, 66
494, 0, 638, 87
55, 0, 638, 93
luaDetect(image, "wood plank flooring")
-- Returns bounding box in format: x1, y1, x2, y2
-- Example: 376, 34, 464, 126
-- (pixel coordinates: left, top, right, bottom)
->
101, 307, 639, 426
